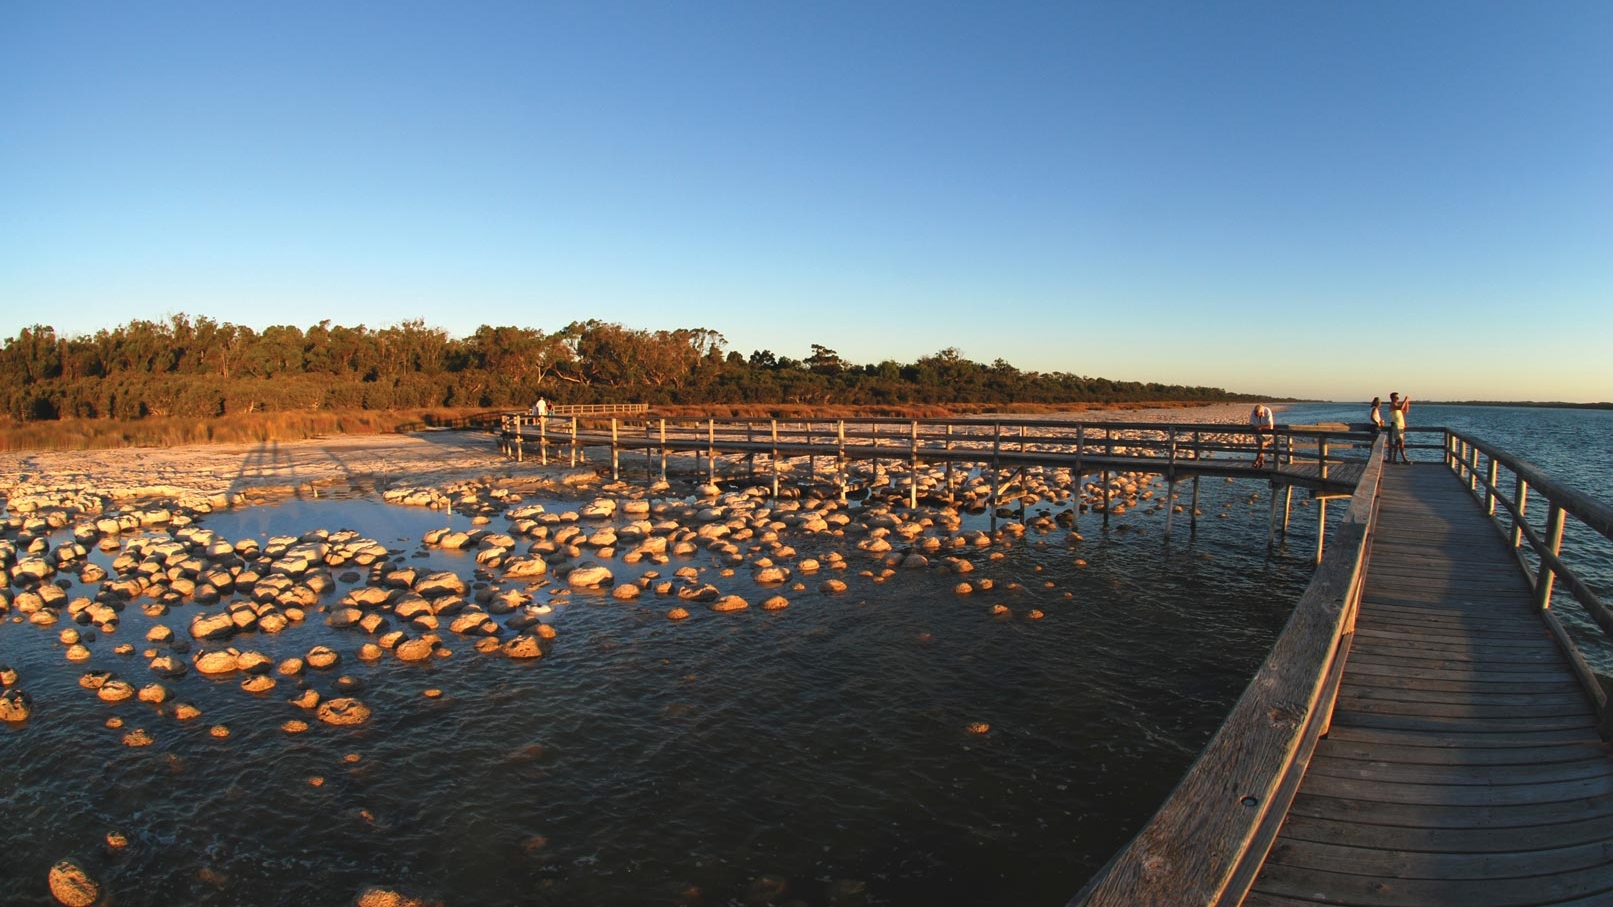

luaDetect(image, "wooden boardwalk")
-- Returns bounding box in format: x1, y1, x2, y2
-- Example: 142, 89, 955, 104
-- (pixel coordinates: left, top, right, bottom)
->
1244, 465, 1613, 906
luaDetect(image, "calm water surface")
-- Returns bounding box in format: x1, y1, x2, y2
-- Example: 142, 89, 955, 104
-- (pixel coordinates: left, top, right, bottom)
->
4, 403, 1607, 907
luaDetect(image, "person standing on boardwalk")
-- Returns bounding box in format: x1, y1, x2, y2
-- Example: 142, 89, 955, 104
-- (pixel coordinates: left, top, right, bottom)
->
1250, 403, 1276, 468
534, 397, 548, 420
1387, 392, 1410, 463
1369, 396, 1384, 432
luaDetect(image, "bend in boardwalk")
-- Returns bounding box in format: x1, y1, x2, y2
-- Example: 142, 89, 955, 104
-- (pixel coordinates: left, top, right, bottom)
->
1245, 465, 1613, 907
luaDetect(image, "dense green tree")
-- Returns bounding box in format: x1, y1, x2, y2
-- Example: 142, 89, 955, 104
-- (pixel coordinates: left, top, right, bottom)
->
0, 315, 1260, 423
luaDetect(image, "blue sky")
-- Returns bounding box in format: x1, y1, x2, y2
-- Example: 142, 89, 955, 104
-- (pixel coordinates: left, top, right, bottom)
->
3, 2, 1609, 402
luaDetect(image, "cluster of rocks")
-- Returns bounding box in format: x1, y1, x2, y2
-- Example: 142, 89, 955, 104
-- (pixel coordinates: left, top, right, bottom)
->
0, 459, 1192, 734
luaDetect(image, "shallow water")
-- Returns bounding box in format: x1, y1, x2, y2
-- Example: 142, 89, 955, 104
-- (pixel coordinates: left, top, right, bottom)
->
1, 476, 1323, 907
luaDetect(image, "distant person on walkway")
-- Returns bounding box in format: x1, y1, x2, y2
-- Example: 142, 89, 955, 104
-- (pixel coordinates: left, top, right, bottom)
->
533, 397, 548, 420
1250, 403, 1276, 468
1369, 396, 1384, 432
1388, 392, 1410, 463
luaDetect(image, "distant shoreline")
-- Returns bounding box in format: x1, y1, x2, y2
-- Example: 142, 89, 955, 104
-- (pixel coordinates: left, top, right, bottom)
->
1295, 400, 1613, 411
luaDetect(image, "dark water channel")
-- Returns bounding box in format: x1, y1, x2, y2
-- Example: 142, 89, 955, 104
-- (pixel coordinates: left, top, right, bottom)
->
3, 475, 1323, 907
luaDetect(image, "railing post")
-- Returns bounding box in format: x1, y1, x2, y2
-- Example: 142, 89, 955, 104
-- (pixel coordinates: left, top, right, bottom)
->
909, 420, 920, 509
569, 417, 578, 468
1102, 427, 1113, 528
1165, 428, 1177, 540
1534, 502, 1566, 611
610, 418, 620, 482
991, 423, 1001, 534
771, 419, 780, 499
707, 418, 716, 483
1486, 457, 1499, 517
837, 420, 847, 503
1511, 476, 1529, 550
539, 415, 548, 466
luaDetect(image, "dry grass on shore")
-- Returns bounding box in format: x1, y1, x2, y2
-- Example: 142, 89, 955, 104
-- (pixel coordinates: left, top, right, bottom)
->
0, 408, 492, 452
0, 401, 1237, 452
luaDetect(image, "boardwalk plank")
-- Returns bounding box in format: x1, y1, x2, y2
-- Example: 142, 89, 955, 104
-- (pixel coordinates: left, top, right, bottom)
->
1263, 837, 1613, 882
1250, 467, 1613, 906
1302, 753, 1613, 785
1253, 860, 1613, 907
1269, 811, 1613, 853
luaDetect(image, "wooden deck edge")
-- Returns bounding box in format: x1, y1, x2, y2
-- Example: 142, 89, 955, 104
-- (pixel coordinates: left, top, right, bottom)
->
1069, 436, 1386, 907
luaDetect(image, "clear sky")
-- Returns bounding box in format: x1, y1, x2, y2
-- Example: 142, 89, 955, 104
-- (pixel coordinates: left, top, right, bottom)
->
3, 2, 1610, 402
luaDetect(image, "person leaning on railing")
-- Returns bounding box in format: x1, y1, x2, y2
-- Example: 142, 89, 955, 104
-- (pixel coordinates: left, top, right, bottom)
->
1250, 403, 1275, 468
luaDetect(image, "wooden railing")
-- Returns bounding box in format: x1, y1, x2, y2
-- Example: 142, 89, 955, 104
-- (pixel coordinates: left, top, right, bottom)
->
500, 415, 1374, 481
1444, 428, 1613, 732
1069, 435, 1387, 906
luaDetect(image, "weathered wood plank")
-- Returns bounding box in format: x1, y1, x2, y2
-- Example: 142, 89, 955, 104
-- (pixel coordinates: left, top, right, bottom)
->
1319, 723, 1603, 749
1263, 836, 1613, 882
1271, 810, 1613, 853
1286, 789, 1613, 828
1294, 770, 1613, 806
1304, 738, 1610, 766
1325, 708, 1596, 734
1247, 466, 1613, 905
1332, 694, 1593, 720
1302, 753, 1613, 786
1252, 860, 1613, 907
1336, 684, 1594, 710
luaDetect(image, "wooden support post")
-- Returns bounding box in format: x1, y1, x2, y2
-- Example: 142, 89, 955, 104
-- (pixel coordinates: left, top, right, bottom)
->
1164, 428, 1177, 540
1486, 457, 1500, 517
539, 416, 548, 466
1165, 474, 1176, 539
837, 420, 847, 503
1190, 473, 1200, 535
707, 418, 716, 484
1268, 483, 1281, 548
1015, 466, 1027, 522
807, 421, 817, 482
659, 419, 667, 483
569, 417, 578, 468
1282, 485, 1294, 535
747, 423, 756, 482
944, 424, 954, 502
1315, 496, 1328, 564
990, 424, 1001, 534
771, 419, 780, 499
1511, 477, 1529, 549
1102, 427, 1113, 528
909, 420, 919, 510
1534, 503, 1566, 611
515, 415, 523, 462
610, 418, 620, 482
1073, 428, 1085, 529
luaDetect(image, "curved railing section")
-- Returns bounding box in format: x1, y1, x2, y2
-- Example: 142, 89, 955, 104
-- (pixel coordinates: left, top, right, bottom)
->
1443, 429, 1613, 730
1069, 434, 1386, 907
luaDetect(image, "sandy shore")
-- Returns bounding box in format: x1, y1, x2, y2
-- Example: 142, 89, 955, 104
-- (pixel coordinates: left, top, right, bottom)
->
0, 430, 538, 508
0, 404, 1264, 509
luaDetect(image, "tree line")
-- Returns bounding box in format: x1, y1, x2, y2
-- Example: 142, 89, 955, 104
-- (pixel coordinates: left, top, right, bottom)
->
0, 315, 1258, 422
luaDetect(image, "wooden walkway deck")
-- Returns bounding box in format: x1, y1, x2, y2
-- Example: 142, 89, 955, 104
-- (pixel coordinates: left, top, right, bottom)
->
1244, 465, 1613, 906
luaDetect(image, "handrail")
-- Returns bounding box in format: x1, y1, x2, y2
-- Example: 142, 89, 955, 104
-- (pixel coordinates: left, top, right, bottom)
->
501, 416, 1380, 471
506, 403, 649, 416
1442, 428, 1613, 729
1069, 435, 1386, 906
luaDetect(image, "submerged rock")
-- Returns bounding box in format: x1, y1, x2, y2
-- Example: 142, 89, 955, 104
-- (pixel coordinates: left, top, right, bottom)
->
317, 697, 371, 726
48, 858, 100, 907
0, 688, 32, 722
